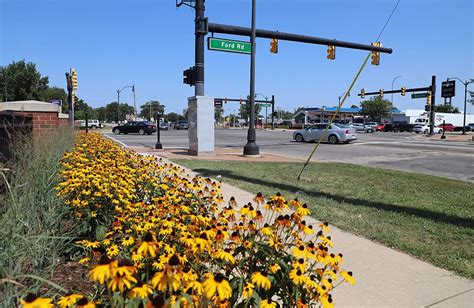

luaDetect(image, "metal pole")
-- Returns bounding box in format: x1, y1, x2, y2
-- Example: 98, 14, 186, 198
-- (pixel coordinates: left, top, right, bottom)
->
117, 90, 120, 124
155, 112, 163, 149
271, 95, 275, 130
441, 120, 446, 139
66, 73, 74, 128
243, 0, 259, 156
132, 85, 136, 118
462, 82, 467, 134
195, 0, 205, 96
85, 111, 89, 134
429, 75, 436, 135
391, 76, 401, 121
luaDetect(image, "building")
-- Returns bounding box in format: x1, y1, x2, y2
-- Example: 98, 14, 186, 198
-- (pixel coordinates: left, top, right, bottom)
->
293, 107, 362, 124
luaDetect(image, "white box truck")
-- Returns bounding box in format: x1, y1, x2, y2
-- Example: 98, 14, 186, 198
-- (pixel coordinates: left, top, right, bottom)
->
414, 112, 474, 127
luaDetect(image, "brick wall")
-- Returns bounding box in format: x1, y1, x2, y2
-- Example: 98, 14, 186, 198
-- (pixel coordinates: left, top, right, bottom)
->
15, 111, 59, 134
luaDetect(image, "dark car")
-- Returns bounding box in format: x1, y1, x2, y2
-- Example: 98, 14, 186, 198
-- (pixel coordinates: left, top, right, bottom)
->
112, 121, 156, 135
384, 121, 413, 132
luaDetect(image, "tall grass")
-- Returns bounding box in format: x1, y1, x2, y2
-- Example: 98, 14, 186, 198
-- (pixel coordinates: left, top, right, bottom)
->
0, 129, 76, 305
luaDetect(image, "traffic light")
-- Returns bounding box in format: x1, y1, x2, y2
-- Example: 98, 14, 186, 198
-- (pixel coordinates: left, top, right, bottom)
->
425, 104, 430, 112
270, 38, 278, 54
379, 88, 384, 97
360, 89, 365, 98
327, 45, 335, 60
426, 91, 432, 105
371, 42, 381, 65
183, 66, 196, 86
71, 68, 78, 91
73, 95, 80, 109
224, 97, 228, 103
401, 86, 406, 96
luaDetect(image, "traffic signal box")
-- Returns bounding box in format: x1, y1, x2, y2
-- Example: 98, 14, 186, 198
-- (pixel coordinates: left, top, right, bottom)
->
183, 66, 196, 86
71, 69, 78, 91
360, 89, 365, 98
371, 42, 381, 65
401, 86, 406, 96
379, 88, 384, 97
270, 38, 278, 54
327, 45, 335, 60
425, 91, 432, 111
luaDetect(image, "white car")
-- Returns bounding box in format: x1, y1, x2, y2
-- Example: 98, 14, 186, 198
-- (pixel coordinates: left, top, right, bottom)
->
413, 124, 442, 134
293, 123, 357, 144
80, 119, 102, 129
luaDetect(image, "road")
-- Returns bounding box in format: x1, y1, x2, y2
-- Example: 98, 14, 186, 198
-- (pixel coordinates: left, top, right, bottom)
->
103, 129, 474, 182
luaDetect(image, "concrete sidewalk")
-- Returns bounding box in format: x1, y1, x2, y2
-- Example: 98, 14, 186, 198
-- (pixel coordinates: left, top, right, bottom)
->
107, 136, 473, 307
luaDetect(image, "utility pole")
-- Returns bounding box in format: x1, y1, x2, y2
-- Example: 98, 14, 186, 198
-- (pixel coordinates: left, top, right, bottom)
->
271, 95, 275, 130
117, 90, 120, 124
132, 85, 136, 118
429, 75, 436, 135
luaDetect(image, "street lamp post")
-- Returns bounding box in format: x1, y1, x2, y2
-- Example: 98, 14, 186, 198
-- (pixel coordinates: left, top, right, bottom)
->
338, 91, 350, 105
155, 112, 163, 149
391, 75, 402, 121
117, 85, 134, 124
448, 77, 473, 134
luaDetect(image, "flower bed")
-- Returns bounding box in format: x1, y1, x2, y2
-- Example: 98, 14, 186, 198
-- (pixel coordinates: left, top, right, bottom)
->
21, 132, 353, 307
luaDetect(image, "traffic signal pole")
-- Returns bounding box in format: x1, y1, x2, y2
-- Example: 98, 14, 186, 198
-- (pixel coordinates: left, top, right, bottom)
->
195, 0, 205, 96
65, 72, 74, 128
430, 75, 436, 135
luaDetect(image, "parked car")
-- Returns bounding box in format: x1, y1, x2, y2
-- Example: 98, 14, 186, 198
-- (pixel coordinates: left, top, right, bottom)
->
413, 124, 443, 134
80, 119, 102, 129
468, 123, 474, 131
375, 123, 388, 131
385, 121, 413, 132
293, 123, 357, 144
158, 121, 169, 130
364, 122, 379, 129
351, 123, 375, 133
453, 125, 472, 132
112, 121, 156, 135
175, 121, 189, 130
438, 123, 455, 132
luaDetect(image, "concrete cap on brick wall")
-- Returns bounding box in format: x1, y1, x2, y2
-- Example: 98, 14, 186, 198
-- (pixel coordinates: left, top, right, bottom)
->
0, 100, 61, 113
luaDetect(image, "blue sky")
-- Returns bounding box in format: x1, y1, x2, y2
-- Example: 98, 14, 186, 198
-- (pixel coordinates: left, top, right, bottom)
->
1, 0, 473, 115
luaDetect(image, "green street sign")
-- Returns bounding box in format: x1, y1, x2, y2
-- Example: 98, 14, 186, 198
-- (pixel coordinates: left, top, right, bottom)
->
259, 103, 272, 107
208, 37, 252, 54
411, 93, 429, 99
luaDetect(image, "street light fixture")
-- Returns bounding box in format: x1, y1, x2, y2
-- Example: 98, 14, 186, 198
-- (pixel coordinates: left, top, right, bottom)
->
117, 85, 134, 124
447, 77, 473, 134
338, 91, 350, 104
391, 75, 402, 121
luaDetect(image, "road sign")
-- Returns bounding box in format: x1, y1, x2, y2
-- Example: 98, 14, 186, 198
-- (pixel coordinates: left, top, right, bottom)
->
208, 37, 252, 54
49, 99, 63, 106
411, 93, 429, 99
259, 103, 272, 107
441, 80, 455, 98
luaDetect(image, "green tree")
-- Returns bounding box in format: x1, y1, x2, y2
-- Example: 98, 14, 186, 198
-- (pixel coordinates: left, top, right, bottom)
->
164, 112, 183, 122
105, 102, 135, 122
239, 97, 262, 120
139, 100, 165, 120
350, 104, 359, 108
39, 86, 68, 112
435, 104, 460, 113
215, 107, 224, 123
0, 60, 49, 101
359, 96, 393, 121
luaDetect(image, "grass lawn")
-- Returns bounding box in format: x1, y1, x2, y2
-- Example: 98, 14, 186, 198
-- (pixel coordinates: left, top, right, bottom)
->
173, 159, 474, 278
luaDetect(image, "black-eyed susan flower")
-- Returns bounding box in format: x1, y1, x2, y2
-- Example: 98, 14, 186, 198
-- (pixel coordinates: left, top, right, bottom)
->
106, 244, 119, 258
137, 232, 158, 258
88, 256, 117, 284
202, 273, 232, 301
260, 299, 277, 308
242, 282, 254, 299
145, 295, 165, 308
341, 270, 355, 285
121, 236, 135, 247
289, 268, 307, 285
251, 271, 271, 290
107, 270, 138, 292
269, 262, 280, 274
57, 293, 83, 308
296, 203, 311, 216
20, 293, 53, 308
128, 283, 153, 299
321, 294, 334, 308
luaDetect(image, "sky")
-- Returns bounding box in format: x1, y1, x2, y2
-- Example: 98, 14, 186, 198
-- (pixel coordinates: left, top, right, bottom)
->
1, 0, 473, 116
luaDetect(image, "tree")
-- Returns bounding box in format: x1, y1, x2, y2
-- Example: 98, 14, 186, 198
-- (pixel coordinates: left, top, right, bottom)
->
139, 100, 165, 120
0, 60, 49, 102
359, 96, 393, 121
215, 107, 224, 122
39, 86, 68, 112
435, 104, 460, 113
164, 112, 183, 122
104, 102, 135, 122
239, 98, 262, 121
350, 104, 359, 108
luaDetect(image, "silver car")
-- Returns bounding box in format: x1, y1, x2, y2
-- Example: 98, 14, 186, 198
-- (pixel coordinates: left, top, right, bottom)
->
350, 123, 375, 133
293, 123, 357, 144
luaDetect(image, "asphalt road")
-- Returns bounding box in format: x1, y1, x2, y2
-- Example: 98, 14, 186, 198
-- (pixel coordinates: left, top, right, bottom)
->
103, 129, 474, 182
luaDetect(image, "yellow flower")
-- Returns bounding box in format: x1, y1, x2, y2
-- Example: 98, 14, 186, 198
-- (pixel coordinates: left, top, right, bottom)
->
108, 271, 138, 292
295, 203, 311, 216
212, 249, 235, 264
128, 283, 154, 299
269, 263, 280, 274
289, 268, 307, 285
202, 273, 232, 301
137, 233, 158, 258
78, 257, 90, 265
341, 270, 355, 285
57, 293, 83, 308
251, 271, 271, 290
321, 294, 334, 308
260, 299, 277, 308
75, 297, 97, 308
88, 256, 117, 284
20, 294, 53, 308
242, 282, 254, 299
121, 236, 135, 247
106, 244, 119, 258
